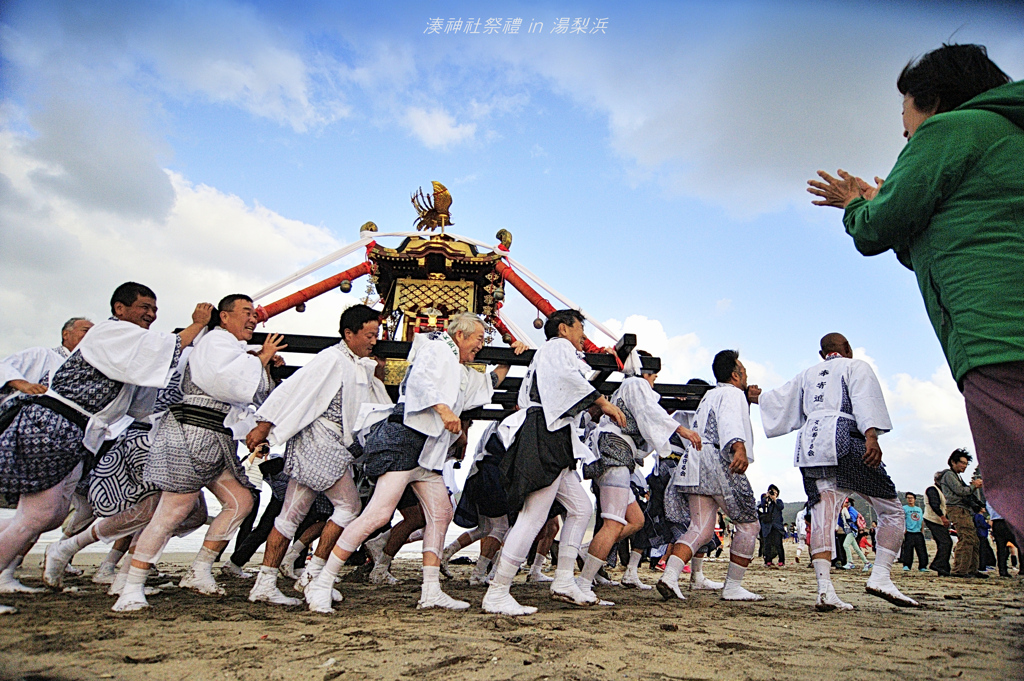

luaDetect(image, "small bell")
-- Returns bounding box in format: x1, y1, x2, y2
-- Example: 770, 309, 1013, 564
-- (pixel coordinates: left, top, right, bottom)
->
296, 302, 306, 313
492, 289, 504, 302
501, 334, 513, 344
339, 279, 352, 293
533, 317, 544, 329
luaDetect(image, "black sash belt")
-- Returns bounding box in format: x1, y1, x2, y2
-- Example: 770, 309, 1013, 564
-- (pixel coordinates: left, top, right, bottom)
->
0, 395, 90, 435
169, 403, 232, 435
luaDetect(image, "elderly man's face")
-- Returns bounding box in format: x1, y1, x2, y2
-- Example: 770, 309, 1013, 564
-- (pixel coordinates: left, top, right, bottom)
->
559, 319, 586, 352
62, 319, 93, 351
454, 323, 485, 363
115, 296, 158, 329
220, 300, 258, 341
344, 320, 379, 358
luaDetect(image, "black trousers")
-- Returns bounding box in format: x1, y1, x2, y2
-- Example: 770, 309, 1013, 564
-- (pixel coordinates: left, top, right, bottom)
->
764, 528, 785, 564
979, 535, 997, 570
234, 490, 261, 549
992, 519, 1019, 576
900, 531, 929, 569
832, 532, 848, 568
925, 520, 952, 575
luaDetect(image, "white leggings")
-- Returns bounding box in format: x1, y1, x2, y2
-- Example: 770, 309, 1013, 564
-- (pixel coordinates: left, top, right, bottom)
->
809, 478, 904, 557
92, 493, 208, 543
464, 515, 510, 544
500, 468, 592, 567
273, 471, 361, 539
0, 462, 82, 570
336, 468, 452, 559
680, 494, 758, 561
133, 470, 253, 564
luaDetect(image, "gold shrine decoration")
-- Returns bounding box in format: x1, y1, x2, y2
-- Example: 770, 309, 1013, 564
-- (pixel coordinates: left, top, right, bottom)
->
394, 278, 475, 316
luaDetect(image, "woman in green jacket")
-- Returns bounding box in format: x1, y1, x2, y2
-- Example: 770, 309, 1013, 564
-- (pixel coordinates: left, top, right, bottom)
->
808, 43, 1023, 547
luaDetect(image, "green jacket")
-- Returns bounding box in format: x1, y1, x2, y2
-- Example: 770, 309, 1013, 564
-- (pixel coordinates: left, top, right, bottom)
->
843, 80, 1024, 384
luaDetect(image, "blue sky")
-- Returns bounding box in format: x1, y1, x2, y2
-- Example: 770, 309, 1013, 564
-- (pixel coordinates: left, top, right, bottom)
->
2, 0, 1022, 502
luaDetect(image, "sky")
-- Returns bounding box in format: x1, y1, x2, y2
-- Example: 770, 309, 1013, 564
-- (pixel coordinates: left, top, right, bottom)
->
2, 0, 1022, 505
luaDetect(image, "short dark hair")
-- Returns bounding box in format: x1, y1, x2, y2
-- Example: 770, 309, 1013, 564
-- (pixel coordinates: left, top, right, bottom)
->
948, 448, 973, 467
210, 294, 253, 330
897, 43, 1011, 115
820, 332, 847, 356
544, 309, 585, 340
905, 492, 917, 501
712, 349, 740, 384
768, 484, 779, 495
110, 282, 156, 314
339, 304, 380, 337
686, 377, 711, 386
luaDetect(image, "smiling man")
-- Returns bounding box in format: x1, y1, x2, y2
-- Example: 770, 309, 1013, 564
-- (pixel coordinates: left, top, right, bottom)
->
112, 293, 286, 612
303, 312, 521, 614
0, 282, 211, 600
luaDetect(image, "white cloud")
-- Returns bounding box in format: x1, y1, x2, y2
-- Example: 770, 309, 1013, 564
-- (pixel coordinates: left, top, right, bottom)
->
715, 298, 732, 313
402, 106, 476, 148
0, 127, 346, 357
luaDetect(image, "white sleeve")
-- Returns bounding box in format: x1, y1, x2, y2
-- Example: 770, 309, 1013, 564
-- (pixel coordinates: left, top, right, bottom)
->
190, 332, 264, 405
623, 380, 678, 456
0, 347, 53, 386
758, 374, 805, 438
848, 360, 893, 434
404, 340, 460, 414
717, 389, 750, 447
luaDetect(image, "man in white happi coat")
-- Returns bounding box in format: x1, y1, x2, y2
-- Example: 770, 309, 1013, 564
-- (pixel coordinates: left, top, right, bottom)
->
657, 350, 764, 603
0, 317, 93, 594
112, 294, 284, 612
752, 332, 918, 609
577, 351, 703, 602
243, 304, 391, 606
481, 309, 627, 616
303, 313, 521, 613
0, 283, 211, 609
0, 317, 93, 406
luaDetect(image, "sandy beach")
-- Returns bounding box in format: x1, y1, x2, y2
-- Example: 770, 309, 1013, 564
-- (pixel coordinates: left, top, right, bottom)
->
1, 549, 1021, 681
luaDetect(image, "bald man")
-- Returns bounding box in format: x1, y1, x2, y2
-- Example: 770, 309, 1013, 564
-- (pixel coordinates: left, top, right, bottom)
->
752, 333, 918, 610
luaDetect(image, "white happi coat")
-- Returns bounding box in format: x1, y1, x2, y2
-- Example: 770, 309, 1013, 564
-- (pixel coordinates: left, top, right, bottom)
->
0, 345, 70, 408
54, 318, 179, 452
589, 376, 679, 462
758, 356, 892, 468
186, 327, 266, 439
357, 332, 495, 472
497, 337, 595, 462
257, 340, 391, 448
671, 384, 753, 488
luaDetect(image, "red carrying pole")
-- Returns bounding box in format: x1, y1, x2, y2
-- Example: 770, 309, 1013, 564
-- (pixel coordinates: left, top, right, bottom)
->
255, 261, 373, 323
494, 261, 603, 353
490, 311, 517, 344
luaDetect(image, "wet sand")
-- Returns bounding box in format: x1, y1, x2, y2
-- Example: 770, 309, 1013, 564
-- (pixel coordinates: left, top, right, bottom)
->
1, 552, 1021, 681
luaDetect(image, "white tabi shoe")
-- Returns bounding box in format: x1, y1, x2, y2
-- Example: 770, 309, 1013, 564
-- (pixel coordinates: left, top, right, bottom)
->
418, 583, 469, 610
721, 578, 764, 601
91, 563, 118, 585
107, 574, 161, 597
550, 573, 598, 606
305, 581, 336, 614
620, 569, 653, 590
468, 569, 492, 587
0, 575, 47, 594
0, 604, 17, 615
111, 583, 150, 612
481, 584, 537, 616
656, 579, 686, 601
865, 579, 920, 607
576, 578, 615, 606
594, 571, 619, 587
369, 563, 399, 585
526, 569, 554, 583
248, 571, 303, 606
439, 544, 459, 580
221, 561, 255, 580
815, 584, 854, 612
42, 540, 78, 589
179, 564, 226, 596
364, 532, 389, 566
690, 573, 724, 591
279, 545, 303, 579
64, 563, 84, 576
